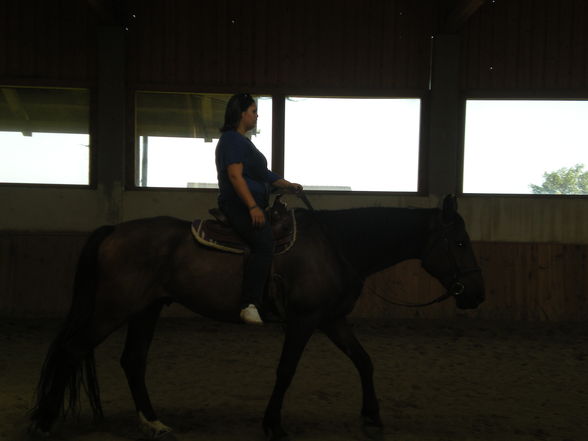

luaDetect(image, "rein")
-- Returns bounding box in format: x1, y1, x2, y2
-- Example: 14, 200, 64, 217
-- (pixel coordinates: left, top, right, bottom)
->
364, 284, 454, 308
273, 190, 314, 211
297, 192, 314, 211
365, 266, 482, 308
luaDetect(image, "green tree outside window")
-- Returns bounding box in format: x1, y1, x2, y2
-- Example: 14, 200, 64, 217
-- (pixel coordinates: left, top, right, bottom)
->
530, 164, 588, 195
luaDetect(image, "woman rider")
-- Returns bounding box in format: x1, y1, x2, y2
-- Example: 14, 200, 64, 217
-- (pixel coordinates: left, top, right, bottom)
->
215, 93, 302, 325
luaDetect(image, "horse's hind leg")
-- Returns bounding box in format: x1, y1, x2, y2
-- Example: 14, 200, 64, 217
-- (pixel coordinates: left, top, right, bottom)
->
120, 302, 175, 440
321, 318, 383, 440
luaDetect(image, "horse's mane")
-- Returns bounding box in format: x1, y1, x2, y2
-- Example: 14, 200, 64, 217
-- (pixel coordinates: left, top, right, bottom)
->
316, 206, 433, 230
300, 206, 437, 277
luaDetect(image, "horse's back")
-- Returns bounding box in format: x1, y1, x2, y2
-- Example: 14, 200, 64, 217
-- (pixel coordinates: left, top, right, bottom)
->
97, 216, 244, 321
115, 215, 190, 234
102, 216, 190, 251
89, 217, 192, 314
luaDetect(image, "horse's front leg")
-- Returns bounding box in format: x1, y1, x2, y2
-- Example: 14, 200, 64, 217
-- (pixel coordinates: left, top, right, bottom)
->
263, 316, 318, 441
321, 317, 383, 440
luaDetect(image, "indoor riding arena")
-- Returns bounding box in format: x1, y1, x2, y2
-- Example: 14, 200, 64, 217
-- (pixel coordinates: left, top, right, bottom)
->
1, 1, 587, 441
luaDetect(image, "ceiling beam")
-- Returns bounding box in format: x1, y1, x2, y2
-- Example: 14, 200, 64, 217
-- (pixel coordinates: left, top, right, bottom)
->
87, 0, 114, 23
87, 0, 128, 26
443, 0, 489, 33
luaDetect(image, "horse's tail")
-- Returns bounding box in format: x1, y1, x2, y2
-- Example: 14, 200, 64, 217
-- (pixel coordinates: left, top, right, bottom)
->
30, 225, 115, 434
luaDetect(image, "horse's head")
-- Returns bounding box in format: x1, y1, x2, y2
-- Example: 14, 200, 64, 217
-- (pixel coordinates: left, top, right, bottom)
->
421, 195, 485, 310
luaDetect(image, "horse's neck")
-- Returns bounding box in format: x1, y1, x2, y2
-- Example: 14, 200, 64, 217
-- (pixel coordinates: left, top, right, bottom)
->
314, 207, 435, 278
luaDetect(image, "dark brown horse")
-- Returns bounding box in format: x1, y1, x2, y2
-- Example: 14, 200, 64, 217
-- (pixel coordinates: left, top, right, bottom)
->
30, 195, 484, 441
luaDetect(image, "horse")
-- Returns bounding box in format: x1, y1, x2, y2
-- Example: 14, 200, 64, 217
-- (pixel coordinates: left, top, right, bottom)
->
29, 195, 484, 441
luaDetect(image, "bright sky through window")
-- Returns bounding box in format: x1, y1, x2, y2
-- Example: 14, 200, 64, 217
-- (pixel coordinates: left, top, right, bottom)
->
137, 97, 272, 188
0, 132, 89, 185
463, 100, 588, 194
5, 97, 586, 195
0, 86, 90, 186
284, 97, 421, 192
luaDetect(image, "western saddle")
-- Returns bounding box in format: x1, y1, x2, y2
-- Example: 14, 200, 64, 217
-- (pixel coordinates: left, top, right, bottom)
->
191, 196, 296, 255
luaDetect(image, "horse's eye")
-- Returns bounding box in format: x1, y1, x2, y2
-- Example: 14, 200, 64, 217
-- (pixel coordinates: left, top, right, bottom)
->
456, 241, 465, 247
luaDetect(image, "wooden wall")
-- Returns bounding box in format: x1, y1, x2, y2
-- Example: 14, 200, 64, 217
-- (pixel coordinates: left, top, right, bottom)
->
0, 0, 97, 85
2, 233, 587, 322
127, 0, 434, 91
0, 232, 87, 317
356, 242, 588, 322
461, 0, 588, 92
2, 0, 586, 92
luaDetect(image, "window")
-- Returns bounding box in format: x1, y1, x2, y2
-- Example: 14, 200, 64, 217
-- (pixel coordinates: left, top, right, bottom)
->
463, 100, 588, 195
284, 97, 421, 192
0, 87, 90, 185
135, 92, 272, 188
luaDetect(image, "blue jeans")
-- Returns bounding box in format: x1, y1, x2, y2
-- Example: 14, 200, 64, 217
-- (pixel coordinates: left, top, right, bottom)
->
220, 201, 274, 309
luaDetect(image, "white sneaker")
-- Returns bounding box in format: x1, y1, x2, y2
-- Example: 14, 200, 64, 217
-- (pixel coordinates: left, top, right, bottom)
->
240, 304, 264, 325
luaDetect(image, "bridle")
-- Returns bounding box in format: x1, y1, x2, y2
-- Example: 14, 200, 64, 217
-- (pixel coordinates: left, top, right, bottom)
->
367, 214, 482, 308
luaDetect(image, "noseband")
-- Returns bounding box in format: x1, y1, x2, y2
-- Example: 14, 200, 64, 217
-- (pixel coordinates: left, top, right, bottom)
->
419, 218, 482, 305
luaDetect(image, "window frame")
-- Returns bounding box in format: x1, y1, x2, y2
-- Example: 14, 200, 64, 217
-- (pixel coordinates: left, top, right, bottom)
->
129, 89, 429, 195
458, 92, 588, 199
0, 84, 95, 189
130, 90, 275, 191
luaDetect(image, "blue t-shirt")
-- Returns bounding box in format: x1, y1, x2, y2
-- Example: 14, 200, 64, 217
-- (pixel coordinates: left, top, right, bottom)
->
215, 130, 281, 208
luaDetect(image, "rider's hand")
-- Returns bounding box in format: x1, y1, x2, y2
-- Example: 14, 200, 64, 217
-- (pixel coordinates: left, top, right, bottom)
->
289, 183, 303, 194
249, 206, 266, 227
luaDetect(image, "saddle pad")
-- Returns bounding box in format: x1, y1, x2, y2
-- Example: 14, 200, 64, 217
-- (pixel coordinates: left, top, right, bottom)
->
191, 212, 297, 255
192, 220, 245, 254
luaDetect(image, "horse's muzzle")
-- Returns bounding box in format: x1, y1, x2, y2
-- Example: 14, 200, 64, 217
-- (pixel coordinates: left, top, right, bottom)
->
453, 273, 485, 310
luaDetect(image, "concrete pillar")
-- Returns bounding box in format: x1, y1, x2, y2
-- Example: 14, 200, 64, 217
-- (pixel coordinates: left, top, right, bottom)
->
428, 34, 461, 198
95, 26, 126, 223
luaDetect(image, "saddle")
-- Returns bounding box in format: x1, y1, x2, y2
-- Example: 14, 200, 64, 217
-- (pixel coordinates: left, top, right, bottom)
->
191, 197, 296, 255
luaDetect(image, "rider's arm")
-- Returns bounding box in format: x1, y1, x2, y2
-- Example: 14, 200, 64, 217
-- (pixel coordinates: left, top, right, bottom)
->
227, 163, 266, 227
272, 178, 303, 193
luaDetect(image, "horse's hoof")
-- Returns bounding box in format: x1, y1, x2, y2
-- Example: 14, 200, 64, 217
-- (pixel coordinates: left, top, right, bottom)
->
138, 412, 176, 440
360, 415, 384, 441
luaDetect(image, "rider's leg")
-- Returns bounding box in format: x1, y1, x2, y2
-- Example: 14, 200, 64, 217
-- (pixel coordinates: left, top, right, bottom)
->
220, 202, 274, 323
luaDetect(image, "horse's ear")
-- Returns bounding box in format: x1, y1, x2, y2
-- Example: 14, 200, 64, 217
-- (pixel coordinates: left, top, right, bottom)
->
441, 194, 458, 223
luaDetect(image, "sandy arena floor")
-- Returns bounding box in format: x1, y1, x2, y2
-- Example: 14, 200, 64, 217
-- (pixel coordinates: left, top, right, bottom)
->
0, 317, 587, 441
